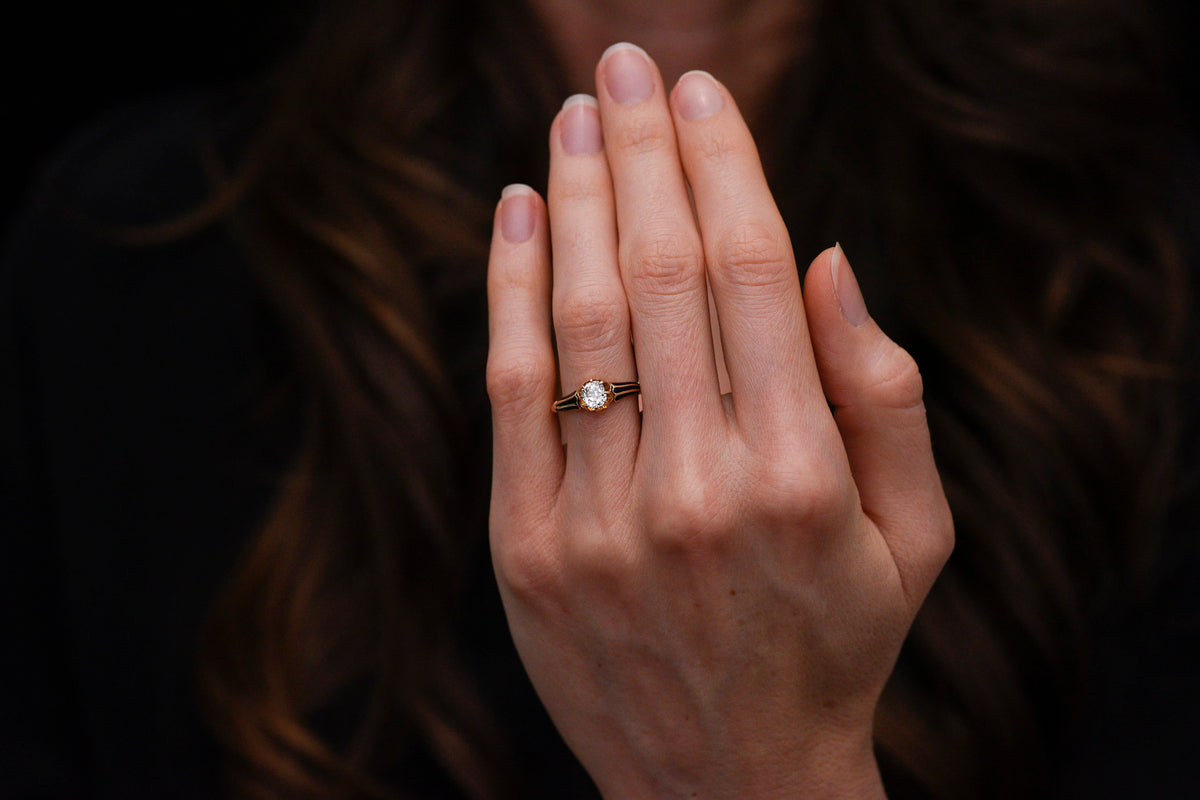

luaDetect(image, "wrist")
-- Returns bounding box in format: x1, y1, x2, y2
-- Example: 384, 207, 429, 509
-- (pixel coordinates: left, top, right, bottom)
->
752, 727, 886, 800
594, 726, 886, 800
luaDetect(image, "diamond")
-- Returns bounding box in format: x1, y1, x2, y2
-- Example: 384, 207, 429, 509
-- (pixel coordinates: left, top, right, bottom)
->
578, 380, 610, 411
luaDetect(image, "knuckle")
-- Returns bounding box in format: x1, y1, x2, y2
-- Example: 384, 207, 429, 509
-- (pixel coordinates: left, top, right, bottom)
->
752, 455, 847, 530
931, 498, 956, 567
553, 173, 607, 206
903, 496, 955, 607
554, 285, 629, 351
612, 116, 674, 155
797, 468, 848, 521
486, 353, 551, 416
493, 535, 561, 603
694, 128, 741, 164
625, 232, 705, 298
865, 346, 926, 412
566, 531, 636, 583
490, 255, 538, 294
714, 222, 794, 288
645, 480, 730, 550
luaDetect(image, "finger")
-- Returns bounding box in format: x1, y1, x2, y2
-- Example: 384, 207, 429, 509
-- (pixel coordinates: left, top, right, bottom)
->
802, 245, 955, 610
548, 94, 641, 480
487, 185, 563, 522
670, 70, 827, 439
595, 43, 724, 441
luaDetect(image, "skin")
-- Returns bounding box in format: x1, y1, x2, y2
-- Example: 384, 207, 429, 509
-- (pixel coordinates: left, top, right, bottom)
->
486, 43, 954, 800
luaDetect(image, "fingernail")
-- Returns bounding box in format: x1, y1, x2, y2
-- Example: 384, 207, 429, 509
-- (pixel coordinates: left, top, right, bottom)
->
560, 94, 602, 155
675, 70, 724, 121
831, 243, 869, 327
500, 184, 535, 243
602, 42, 653, 105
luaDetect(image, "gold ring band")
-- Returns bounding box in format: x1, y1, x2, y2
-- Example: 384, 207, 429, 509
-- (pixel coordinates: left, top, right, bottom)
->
553, 379, 640, 413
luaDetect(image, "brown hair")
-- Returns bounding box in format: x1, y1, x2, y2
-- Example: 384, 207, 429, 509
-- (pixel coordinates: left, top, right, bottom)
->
194, 1, 1191, 797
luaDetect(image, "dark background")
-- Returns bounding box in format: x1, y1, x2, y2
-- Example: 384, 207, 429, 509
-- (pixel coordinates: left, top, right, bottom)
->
4, 1, 303, 224
5, 1, 1200, 226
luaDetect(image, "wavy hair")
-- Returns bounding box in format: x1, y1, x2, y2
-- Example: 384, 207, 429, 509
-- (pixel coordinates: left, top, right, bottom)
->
192, 1, 1191, 797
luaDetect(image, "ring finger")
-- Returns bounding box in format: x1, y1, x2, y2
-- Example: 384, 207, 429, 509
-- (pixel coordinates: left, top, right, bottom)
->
549, 94, 641, 483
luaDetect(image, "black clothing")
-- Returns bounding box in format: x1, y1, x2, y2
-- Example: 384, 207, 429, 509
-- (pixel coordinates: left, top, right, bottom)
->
2, 96, 1199, 799
2, 96, 264, 798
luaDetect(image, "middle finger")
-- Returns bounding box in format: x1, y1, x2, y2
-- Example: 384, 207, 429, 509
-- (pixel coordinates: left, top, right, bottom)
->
596, 43, 725, 443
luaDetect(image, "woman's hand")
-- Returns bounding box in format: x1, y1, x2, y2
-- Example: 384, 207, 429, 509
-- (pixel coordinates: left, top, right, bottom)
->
485, 43, 953, 800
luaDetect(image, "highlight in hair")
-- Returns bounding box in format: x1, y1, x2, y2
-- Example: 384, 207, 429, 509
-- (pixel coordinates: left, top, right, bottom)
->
191, 1, 1191, 797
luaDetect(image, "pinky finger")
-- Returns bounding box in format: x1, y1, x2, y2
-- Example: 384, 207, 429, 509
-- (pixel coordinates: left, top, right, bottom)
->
486, 184, 563, 522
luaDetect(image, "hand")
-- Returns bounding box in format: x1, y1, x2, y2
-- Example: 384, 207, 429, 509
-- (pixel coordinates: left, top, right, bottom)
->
485, 43, 953, 800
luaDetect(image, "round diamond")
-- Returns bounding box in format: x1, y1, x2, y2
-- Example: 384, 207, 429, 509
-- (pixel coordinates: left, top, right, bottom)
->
578, 380, 609, 411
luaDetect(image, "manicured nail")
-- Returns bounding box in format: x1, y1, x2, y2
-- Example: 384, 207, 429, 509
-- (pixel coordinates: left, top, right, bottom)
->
602, 42, 653, 105
560, 94, 602, 155
831, 243, 869, 327
675, 71, 724, 121
500, 184, 535, 243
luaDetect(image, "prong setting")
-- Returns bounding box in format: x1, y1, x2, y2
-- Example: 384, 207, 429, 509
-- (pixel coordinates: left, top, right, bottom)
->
578, 379, 612, 411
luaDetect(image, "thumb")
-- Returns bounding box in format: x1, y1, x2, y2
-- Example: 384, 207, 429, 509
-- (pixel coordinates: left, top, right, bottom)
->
803, 244, 954, 610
